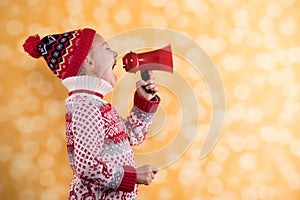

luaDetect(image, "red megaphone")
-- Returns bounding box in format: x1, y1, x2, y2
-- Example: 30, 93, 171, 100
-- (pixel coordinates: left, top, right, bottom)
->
122, 44, 173, 82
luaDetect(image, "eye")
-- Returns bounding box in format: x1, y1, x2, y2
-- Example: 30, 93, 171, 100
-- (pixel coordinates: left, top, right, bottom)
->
104, 43, 111, 50
105, 46, 112, 51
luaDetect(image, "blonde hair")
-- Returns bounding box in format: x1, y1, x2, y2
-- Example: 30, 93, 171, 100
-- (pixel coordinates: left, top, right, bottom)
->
78, 65, 87, 76
77, 48, 95, 76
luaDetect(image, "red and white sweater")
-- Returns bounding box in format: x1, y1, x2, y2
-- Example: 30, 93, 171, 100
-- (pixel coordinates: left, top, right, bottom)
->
62, 76, 160, 200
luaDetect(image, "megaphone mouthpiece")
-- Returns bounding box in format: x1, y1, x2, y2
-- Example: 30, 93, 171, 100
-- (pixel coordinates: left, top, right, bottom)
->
122, 51, 140, 72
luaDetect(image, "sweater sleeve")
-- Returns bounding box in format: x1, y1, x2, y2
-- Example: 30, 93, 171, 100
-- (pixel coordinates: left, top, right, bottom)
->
124, 91, 161, 146
71, 101, 136, 192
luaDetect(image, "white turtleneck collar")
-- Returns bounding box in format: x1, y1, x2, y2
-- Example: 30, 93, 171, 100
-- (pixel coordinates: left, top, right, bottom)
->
62, 75, 113, 97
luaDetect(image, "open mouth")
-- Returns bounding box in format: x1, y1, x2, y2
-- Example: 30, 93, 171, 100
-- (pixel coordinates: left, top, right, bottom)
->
112, 60, 117, 69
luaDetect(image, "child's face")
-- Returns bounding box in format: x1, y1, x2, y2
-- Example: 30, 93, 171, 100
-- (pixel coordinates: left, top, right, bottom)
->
90, 34, 118, 87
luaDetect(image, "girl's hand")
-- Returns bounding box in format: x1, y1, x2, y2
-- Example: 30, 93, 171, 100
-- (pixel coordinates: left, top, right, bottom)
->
136, 165, 158, 185
136, 79, 158, 100
136, 71, 158, 100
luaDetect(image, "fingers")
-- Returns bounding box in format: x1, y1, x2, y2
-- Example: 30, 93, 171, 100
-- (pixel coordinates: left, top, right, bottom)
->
136, 80, 146, 88
150, 165, 157, 179
136, 165, 159, 185
136, 79, 159, 100
136, 79, 156, 88
152, 166, 158, 174
145, 82, 158, 92
144, 175, 153, 185
151, 173, 155, 179
144, 171, 156, 185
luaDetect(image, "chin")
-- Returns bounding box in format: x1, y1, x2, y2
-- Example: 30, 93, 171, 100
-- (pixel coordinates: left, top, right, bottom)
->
110, 82, 115, 88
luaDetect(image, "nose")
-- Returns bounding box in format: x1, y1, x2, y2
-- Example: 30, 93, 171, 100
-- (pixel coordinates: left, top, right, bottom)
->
112, 50, 118, 58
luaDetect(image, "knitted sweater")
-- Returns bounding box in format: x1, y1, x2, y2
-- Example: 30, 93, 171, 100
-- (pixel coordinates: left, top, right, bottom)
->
62, 76, 160, 200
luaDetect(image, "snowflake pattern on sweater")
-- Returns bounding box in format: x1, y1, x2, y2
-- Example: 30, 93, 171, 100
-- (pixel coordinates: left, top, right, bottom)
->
62, 76, 160, 200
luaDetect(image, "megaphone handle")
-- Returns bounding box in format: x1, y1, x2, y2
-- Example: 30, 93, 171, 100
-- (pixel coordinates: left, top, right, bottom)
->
141, 70, 150, 81
141, 70, 154, 94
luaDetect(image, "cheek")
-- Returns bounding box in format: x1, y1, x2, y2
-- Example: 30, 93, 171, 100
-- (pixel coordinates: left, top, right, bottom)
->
96, 54, 113, 69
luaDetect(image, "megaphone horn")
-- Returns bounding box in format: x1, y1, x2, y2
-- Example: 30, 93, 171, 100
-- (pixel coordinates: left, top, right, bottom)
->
122, 44, 173, 81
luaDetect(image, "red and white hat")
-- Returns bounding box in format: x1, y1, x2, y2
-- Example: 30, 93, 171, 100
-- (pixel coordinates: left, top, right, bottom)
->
23, 28, 96, 80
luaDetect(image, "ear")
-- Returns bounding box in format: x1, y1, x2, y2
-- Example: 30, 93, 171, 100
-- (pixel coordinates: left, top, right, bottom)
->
82, 56, 96, 75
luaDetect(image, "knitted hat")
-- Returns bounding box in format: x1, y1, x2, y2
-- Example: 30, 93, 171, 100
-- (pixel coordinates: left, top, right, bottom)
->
23, 28, 96, 80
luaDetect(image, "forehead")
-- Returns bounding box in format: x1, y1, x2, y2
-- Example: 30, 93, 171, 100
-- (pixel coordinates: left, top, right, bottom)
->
91, 34, 105, 49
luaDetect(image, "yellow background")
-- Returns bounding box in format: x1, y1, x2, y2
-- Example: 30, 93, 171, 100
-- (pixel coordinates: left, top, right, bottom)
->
1, 0, 300, 199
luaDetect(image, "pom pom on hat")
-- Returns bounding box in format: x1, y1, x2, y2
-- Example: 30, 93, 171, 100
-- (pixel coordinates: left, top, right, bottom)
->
23, 34, 42, 58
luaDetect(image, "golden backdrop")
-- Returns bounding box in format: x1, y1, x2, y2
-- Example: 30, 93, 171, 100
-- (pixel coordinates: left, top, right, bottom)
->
1, 0, 300, 199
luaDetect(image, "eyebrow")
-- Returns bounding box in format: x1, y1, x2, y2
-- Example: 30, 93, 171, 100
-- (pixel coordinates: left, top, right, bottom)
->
101, 42, 109, 47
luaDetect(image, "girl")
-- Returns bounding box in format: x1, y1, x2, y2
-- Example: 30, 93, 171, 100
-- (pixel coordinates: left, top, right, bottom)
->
23, 28, 160, 199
